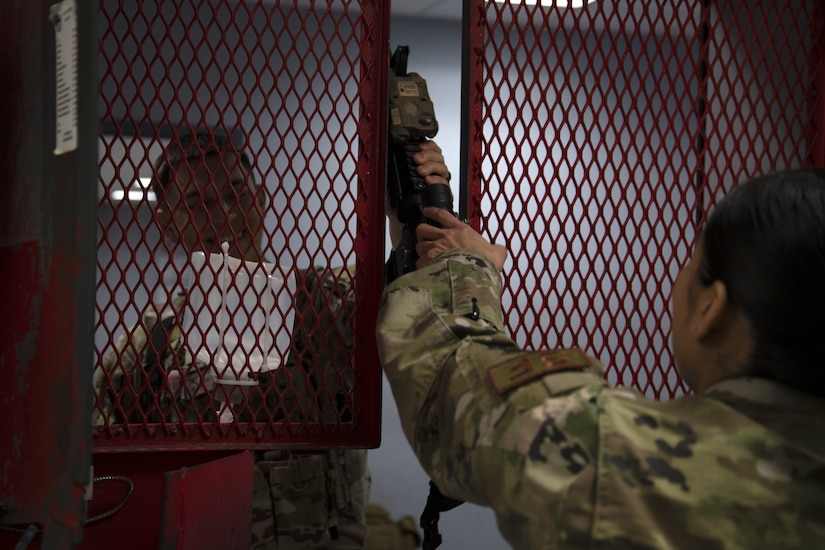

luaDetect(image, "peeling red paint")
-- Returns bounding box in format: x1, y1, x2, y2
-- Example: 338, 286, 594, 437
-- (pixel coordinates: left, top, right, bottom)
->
0, 0, 96, 547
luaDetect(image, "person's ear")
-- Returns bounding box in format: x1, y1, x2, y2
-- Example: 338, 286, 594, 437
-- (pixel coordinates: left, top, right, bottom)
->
255, 184, 266, 211
693, 280, 728, 340
154, 204, 179, 245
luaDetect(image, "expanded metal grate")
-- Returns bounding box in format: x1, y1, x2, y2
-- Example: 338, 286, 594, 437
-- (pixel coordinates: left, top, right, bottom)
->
91, 0, 823, 451
464, 0, 823, 399
93, 0, 387, 450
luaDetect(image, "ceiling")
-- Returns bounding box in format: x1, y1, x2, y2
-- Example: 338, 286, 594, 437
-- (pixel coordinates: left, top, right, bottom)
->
387, 0, 601, 20
390, 0, 463, 20
286, 0, 463, 20
300, 1, 605, 22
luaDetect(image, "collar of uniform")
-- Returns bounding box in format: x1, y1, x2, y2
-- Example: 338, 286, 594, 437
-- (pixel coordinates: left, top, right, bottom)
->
705, 376, 823, 410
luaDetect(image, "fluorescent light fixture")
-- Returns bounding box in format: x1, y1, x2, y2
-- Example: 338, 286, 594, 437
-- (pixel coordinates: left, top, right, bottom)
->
492, 0, 597, 6
109, 177, 157, 202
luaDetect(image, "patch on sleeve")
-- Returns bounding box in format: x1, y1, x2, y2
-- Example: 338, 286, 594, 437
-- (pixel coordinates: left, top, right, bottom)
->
487, 348, 591, 394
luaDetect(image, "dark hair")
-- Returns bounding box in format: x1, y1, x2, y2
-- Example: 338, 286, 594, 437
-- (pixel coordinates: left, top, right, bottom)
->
151, 128, 255, 197
698, 167, 825, 395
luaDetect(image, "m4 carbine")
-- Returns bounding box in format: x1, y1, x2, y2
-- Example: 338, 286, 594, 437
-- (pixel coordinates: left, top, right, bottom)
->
385, 44, 464, 550
386, 45, 457, 282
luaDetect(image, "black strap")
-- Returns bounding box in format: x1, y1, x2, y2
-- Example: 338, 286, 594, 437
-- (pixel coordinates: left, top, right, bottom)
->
420, 481, 463, 550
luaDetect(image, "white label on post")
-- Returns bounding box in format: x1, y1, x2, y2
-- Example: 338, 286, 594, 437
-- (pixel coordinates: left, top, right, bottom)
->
50, 0, 78, 155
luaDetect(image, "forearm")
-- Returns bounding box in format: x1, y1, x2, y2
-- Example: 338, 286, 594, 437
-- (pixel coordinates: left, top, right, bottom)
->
376, 249, 518, 493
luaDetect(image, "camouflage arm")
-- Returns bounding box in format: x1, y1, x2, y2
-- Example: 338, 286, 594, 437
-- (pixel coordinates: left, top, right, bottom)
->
376, 249, 606, 548
295, 265, 354, 370
377, 249, 513, 443
93, 294, 215, 426
289, 265, 355, 421
92, 325, 143, 426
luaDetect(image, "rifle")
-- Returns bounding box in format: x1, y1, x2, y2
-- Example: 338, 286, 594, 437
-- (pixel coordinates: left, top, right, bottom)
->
385, 44, 465, 550
386, 45, 457, 282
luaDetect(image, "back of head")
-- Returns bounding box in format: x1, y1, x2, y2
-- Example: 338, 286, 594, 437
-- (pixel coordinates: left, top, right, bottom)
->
151, 128, 254, 198
699, 168, 825, 396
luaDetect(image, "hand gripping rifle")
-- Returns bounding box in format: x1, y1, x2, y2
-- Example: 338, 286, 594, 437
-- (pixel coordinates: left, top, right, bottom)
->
385, 45, 464, 550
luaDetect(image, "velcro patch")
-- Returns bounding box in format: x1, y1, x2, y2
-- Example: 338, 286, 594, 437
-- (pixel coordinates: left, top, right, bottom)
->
487, 348, 590, 394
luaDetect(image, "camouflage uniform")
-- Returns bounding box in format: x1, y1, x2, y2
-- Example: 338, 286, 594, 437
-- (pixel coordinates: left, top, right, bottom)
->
375, 249, 825, 550
363, 504, 420, 550
94, 265, 369, 550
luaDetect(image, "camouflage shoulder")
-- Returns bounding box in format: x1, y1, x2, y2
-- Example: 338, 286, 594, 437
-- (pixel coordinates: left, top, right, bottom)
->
100, 292, 187, 373
303, 264, 355, 287
141, 292, 186, 327
101, 322, 148, 372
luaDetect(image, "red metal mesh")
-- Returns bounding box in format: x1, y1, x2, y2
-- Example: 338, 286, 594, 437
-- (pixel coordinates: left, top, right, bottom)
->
93, 0, 386, 450
466, 0, 823, 399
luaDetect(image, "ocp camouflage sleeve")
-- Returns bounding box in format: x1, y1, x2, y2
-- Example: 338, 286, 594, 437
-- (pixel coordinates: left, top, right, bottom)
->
376, 249, 825, 550
292, 265, 356, 423
376, 248, 607, 547
92, 293, 216, 425
247, 265, 356, 425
